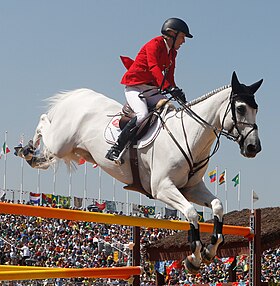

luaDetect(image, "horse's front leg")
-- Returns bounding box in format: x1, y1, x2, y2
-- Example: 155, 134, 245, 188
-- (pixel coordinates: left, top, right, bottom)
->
201, 200, 224, 264
152, 179, 203, 274
181, 181, 224, 265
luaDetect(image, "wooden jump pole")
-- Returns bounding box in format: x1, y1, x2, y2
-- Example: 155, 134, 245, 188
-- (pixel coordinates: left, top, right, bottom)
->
0, 203, 253, 237
0, 265, 142, 281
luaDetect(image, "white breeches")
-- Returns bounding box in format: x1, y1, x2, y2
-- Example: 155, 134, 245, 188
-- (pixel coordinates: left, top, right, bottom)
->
125, 84, 165, 126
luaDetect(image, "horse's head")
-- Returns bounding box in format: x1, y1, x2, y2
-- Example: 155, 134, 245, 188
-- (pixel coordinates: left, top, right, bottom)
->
223, 72, 263, 158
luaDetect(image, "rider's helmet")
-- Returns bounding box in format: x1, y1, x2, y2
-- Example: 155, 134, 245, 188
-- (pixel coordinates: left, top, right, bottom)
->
161, 18, 193, 38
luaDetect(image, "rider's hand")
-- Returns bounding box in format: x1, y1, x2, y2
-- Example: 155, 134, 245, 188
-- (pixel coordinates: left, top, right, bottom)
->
167, 86, 186, 103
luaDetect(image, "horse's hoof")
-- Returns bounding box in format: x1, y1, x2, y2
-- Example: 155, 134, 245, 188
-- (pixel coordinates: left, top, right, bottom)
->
184, 255, 201, 274
201, 248, 213, 265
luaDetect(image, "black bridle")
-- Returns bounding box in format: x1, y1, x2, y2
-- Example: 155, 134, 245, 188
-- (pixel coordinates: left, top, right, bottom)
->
229, 93, 258, 149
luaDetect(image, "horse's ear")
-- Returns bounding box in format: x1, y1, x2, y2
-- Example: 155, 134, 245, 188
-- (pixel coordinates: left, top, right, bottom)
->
231, 71, 241, 93
248, 79, 263, 95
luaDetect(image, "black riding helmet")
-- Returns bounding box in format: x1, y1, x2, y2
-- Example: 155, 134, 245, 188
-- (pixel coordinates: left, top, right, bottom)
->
161, 17, 193, 38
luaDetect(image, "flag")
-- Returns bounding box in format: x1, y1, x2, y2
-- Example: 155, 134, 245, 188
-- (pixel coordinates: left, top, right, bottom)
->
139, 205, 155, 217
95, 201, 106, 211
208, 169, 217, 183
59, 195, 71, 208
165, 207, 177, 218
221, 257, 235, 268
52, 195, 59, 206
0, 189, 6, 201
154, 261, 165, 275
253, 191, 259, 203
105, 200, 117, 212
29, 192, 40, 205
74, 196, 83, 209
132, 203, 139, 214
232, 174, 240, 187
166, 260, 181, 276
2, 142, 10, 154
42, 193, 53, 205
219, 171, 225, 185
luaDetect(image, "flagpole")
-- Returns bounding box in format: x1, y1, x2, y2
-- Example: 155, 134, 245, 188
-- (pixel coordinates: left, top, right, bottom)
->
98, 167, 101, 203
53, 163, 56, 195
20, 134, 24, 203
68, 165, 72, 198
237, 171, 241, 211
126, 190, 129, 215
3, 131, 8, 191
83, 163, 87, 209
139, 193, 142, 206
251, 189, 254, 212
112, 178, 116, 202
225, 169, 228, 213
37, 169, 40, 194
215, 166, 218, 196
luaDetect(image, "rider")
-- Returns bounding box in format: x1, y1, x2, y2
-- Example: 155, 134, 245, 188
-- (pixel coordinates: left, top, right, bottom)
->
105, 17, 193, 161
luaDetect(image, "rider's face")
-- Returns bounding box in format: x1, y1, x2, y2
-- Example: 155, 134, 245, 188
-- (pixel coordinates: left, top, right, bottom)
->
174, 32, 186, 50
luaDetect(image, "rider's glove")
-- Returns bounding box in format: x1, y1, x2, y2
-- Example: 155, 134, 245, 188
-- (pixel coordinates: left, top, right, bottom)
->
167, 86, 186, 103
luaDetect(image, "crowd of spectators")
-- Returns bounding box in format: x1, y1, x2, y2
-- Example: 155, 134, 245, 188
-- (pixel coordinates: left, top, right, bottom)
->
0, 202, 279, 285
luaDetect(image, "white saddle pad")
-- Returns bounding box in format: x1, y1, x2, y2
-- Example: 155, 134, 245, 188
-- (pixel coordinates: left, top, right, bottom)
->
104, 107, 174, 149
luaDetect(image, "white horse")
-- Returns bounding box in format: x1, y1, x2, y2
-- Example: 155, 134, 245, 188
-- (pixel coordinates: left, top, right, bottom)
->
16, 72, 262, 273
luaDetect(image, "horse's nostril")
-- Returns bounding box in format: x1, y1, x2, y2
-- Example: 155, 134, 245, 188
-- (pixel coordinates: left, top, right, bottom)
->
247, 144, 256, 153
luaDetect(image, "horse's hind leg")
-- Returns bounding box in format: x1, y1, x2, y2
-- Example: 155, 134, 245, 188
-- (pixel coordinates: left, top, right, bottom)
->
16, 114, 55, 169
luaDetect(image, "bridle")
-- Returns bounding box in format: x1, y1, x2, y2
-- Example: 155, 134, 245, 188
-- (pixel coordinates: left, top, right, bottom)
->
229, 93, 258, 148
159, 89, 258, 178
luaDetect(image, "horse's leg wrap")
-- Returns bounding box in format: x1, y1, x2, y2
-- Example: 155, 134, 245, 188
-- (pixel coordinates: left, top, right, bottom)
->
202, 216, 224, 264
184, 223, 203, 274
211, 215, 224, 245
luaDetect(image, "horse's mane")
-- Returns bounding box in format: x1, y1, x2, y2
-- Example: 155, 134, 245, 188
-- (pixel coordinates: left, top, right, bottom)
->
188, 85, 231, 106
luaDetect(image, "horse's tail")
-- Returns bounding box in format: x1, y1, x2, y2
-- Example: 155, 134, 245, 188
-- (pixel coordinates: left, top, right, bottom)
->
46, 88, 91, 120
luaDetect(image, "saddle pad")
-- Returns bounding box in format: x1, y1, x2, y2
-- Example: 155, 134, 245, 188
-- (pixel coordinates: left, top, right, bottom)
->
104, 108, 175, 149
104, 114, 162, 148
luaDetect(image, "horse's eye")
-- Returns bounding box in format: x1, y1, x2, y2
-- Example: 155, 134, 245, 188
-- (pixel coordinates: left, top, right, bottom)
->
236, 105, 246, 116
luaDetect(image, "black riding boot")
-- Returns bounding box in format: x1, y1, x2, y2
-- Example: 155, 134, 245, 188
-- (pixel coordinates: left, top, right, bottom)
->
105, 117, 138, 161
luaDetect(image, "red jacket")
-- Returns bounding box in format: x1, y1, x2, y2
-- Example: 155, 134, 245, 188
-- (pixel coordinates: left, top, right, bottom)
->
120, 36, 177, 90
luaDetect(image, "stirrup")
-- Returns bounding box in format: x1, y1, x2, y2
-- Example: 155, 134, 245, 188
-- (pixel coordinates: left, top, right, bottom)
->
105, 145, 127, 165
105, 145, 123, 161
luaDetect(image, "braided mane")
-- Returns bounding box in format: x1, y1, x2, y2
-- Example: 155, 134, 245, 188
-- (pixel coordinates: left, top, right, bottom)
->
188, 85, 231, 107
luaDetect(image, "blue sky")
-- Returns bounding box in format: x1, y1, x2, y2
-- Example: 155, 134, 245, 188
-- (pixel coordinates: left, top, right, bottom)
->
0, 1, 279, 213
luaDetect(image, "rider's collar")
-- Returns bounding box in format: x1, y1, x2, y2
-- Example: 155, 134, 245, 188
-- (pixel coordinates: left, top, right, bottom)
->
163, 38, 171, 54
